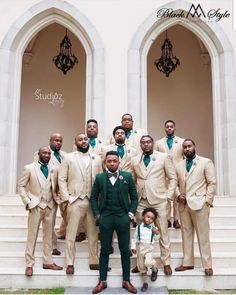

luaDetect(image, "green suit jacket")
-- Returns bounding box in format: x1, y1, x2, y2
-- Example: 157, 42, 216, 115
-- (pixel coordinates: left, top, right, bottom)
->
90, 170, 138, 217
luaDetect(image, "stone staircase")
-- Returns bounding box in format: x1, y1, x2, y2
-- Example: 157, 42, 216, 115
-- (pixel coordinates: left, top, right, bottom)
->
0, 194, 236, 290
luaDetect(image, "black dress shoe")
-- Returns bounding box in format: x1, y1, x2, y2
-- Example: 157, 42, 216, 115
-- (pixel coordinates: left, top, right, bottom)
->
141, 283, 148, 292
168, 220, 172, 228
151, 268, 158, 281
76, 232, 86, 242
131, 266, 139, 273
108, 246, 114, 254
92, 281, 107, 294
173, 220, 181, 229
52, 248, 61, 255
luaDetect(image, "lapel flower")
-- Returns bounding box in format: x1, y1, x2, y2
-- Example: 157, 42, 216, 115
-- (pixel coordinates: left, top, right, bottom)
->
152, 157, 156, 161
193, 161, 197, 166
98, 140, 102, 144
119, 175, 123, 180
123, 180, 127, 184
92, 156, 95, 160
174, 139, 178, 144
127, 149, 130, 153
134, 130, 137, 134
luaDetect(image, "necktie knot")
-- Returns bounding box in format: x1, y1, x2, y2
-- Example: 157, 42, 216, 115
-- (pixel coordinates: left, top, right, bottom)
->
89, 137, 96, 148
40, 163, 49, 178
143, 154, 151, 167
53, 150, 61, 163
108, 171, 118, 178
116, 144, 125, 159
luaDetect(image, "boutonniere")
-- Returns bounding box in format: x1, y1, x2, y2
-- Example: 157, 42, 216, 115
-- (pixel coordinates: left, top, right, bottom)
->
134, 130, 137, 134
127, 149, 130, 153
119, 175, 123, 180
98, 140, 102, 144
174, 139, 178, 144
91, 156, 95, 160
152, 157, 156, 161
193, 161, 197, 166
123, 180, 127, 184
50, 169, 54, 174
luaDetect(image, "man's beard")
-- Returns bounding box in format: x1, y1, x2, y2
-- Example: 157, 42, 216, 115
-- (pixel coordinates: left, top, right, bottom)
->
185, 150, 196, 159
77, 145, 89, 153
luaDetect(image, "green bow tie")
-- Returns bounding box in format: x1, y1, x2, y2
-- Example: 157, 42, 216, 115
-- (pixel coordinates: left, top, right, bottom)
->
89, 137, 96, 148
143, 154, 151, 167
143, 224, 152, 229
40, 163, 49, 178
116, 144, 125, 159
53, 150, 61, 163
108, 171, 118, 178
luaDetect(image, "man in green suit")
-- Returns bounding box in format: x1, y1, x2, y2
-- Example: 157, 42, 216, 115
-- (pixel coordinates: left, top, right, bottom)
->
91, 151, 138, 294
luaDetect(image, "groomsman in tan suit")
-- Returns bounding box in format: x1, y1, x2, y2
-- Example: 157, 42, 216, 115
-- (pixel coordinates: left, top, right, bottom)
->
121, 113, 147, 152
155, 120, 184, 229
131, 135, 177, 275
59, 133, 103, 274
18, 147, 63, 277
33, 133, 66, 254
87, 119, 109, 156
102, 126, 137, 173
175, 139, 216, 276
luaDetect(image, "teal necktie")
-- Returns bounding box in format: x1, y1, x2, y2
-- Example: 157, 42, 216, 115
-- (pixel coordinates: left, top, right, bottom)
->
167, 137, 173, 149
108, 171, 118, 178
40, 163, 49, 178
143, 224, 152, 229
143, 154, 151, 167
89, 138, 96, 148
54, 150, 61, 163
126, 130, 131, 139
186, 158, 193, 172
117, 145, 125, 159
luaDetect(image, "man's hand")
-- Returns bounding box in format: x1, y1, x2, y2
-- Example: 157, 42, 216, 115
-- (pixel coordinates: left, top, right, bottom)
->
60, 200, 69, 212
177, 193, 186, 204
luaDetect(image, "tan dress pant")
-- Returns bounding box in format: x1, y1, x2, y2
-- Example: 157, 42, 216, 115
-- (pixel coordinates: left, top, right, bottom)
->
137, 243, 156, 274
167, 194, 180, 221
65, 197, 99, 265
179, 203, 212, 268
26, 206, 54, 267
136, 198, 171, 265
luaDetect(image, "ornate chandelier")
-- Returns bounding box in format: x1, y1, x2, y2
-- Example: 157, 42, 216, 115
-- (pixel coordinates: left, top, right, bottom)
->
154, 31, 180, 77
52, 29, 78, 75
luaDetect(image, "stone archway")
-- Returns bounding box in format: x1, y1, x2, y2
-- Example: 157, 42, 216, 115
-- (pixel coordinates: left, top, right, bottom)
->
0, 0, 105, 194
128, 1, 235, 195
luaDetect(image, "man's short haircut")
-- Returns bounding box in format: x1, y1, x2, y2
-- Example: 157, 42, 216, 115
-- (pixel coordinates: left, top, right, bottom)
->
106, 150, 119, 158
142, 207, 158, 220
140, 135, 154, 143
183, 138, 196, 146
113, 125, 127, 136
164, 119, 176, 127
87, 119, 98, 125
121, 113, 133, 120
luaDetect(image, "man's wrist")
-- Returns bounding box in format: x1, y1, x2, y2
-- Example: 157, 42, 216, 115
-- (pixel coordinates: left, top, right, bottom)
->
128, 212, 134, 220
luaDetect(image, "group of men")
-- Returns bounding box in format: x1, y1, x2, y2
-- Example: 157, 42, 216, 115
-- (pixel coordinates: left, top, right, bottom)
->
18, 113, 216, 293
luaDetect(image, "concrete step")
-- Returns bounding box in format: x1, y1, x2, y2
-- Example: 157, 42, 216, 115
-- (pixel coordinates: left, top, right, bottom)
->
1, 213, 235, 227
0, 267, 235, 289
1, 251, 236, 269
0, 224, 235, 239
0, 237, 235, 253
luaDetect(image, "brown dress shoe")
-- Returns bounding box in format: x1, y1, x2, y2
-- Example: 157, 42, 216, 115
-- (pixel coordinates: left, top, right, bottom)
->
66, 265, 74, 275
52, 248, 61, 255
92, 281, 107, 294
57, 235, 65, 240
131, 266, 139, 273
205, 268, 213, 276
141, 283, 148, 292
25, 267, 33, 277
168, 220, 172, 228
76, 232, 86, 242
151, 268, 158, 281
175, 265, 194, 271
89, 264, 111, 271
164, 265, 172, 275
122, 281, 137, 294
43, 263, 63, 270
173, 220, 181, 229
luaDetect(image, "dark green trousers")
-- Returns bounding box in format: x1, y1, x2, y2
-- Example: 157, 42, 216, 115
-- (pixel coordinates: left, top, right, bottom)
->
99, 214, 131, 281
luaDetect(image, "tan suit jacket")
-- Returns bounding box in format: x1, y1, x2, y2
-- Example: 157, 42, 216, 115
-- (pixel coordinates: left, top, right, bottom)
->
58, 151, 102, 204
155, 135, 184, 165
18, 162, 58, 209
131, 151, 177, 205
102, 144, 138, 172
176, 155, 216, 210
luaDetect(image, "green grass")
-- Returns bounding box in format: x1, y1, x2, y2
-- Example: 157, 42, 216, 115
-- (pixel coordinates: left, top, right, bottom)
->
0, 288, 65, 294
